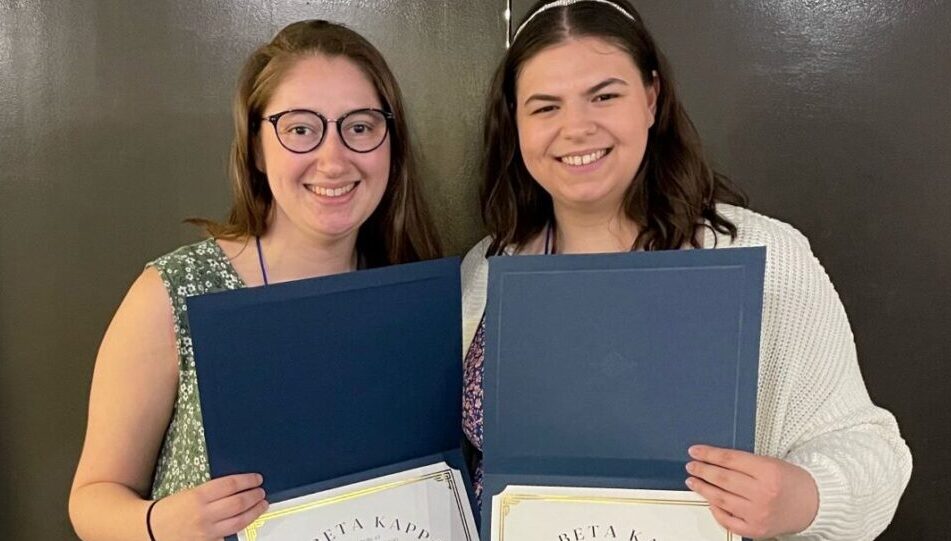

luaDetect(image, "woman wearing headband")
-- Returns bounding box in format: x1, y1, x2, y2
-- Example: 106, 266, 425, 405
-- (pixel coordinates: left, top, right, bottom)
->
461, 0, 911, 538
69, 20, 440, 541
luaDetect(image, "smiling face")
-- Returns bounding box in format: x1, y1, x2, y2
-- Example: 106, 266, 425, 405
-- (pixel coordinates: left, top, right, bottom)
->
257, 54, 390, 243
515, 36, 657, 218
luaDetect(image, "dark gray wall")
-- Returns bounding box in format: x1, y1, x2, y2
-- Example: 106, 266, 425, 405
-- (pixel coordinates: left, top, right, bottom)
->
1, 0, 948, 539
512, 0, 950, 538
0, 1, 500, 539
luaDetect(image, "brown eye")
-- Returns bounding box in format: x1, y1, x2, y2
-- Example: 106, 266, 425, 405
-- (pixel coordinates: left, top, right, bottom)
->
531, 105, 558, 115
287, 125, 316, 136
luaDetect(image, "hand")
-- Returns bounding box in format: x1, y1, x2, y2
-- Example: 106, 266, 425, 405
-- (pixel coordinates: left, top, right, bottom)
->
149, 473, 268, 541
685, 445, 818, 539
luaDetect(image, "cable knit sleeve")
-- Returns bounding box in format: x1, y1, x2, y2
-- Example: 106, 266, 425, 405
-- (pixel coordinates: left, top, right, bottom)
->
747, 219, 912, 540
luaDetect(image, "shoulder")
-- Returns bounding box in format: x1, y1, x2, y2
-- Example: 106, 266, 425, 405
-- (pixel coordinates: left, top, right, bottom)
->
461, 236, 492, 290
711, 204, 812, 254
148, 237, 246, 292
133, 242, 219, 327
111, 241, 220, 324
149, 238, 223, 272
101, 266, 178, 362
126, 266, 175, 316
711, 204, 826, 282
713, 203, 842, 314
717, 206, 853, 355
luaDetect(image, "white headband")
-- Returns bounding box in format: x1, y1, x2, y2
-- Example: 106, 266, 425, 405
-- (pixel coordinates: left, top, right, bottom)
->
511, 0, 638, 44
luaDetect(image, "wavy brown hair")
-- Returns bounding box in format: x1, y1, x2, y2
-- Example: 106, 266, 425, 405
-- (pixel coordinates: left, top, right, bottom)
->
482, 0, 746, 255
191, 20, 441, 266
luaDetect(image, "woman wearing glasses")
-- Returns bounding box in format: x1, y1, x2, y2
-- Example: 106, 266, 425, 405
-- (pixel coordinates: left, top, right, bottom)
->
69, 20, 440, 541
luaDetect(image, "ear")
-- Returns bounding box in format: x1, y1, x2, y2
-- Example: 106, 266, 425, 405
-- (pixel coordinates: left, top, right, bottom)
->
647, 70, 660, 127
252, 132, 266, 173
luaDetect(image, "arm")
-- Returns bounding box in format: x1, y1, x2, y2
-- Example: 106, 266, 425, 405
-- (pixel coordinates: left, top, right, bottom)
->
688, 232, 912, 540
69, 268, 267, 541
770, 239, 911, 540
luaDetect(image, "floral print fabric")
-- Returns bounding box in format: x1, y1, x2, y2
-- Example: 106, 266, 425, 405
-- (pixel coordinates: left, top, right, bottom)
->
462, 315, 486, 501
147, 239, 244, 498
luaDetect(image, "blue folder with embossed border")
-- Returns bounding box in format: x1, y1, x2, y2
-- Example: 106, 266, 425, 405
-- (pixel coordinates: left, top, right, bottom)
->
185, 257, 476, 540
480, 247, 765, 540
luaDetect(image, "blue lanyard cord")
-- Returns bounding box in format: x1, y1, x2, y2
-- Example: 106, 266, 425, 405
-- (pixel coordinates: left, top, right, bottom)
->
544, 222, 555, 255
255, 235, 269, 286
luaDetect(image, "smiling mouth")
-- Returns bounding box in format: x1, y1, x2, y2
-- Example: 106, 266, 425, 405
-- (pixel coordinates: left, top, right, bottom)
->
305, 181, 360, 198
557, 148, 612, 166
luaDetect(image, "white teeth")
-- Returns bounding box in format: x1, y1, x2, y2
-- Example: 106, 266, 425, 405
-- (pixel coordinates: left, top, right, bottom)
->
560, 149, 607, 166
307, 182, 357, 198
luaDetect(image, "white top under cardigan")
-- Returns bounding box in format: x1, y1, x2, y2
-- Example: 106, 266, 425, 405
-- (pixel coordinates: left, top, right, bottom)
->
460, 204, 912, 541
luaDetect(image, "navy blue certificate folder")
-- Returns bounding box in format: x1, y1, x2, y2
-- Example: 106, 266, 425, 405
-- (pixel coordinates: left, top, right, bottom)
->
481, 247, 766, 535
185, 257, 468, 508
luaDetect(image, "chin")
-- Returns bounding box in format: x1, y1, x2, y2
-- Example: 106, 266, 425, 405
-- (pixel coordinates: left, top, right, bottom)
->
561, 188, 622, 207
308, 220, 360, 239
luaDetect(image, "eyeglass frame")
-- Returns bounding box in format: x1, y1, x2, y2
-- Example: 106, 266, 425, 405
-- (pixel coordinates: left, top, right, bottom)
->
259, 107, 395, 154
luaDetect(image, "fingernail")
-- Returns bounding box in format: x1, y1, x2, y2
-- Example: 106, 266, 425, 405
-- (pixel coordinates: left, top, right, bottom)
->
257, 474, 264, 484
685, 478, 695, 489
685, 462, 696, 474
688, 446, 701, 458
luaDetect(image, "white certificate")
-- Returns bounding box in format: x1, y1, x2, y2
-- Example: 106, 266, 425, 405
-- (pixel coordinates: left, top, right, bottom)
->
490, 485, 738, 541
239, 461, 477, 541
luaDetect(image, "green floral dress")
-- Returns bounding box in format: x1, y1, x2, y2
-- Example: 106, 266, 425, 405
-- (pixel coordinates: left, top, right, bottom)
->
147, 238, 245, 498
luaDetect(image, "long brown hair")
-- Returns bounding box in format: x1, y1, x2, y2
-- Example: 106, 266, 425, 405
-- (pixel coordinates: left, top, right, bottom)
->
481, 0, 746, 255
191, 20, 441, 266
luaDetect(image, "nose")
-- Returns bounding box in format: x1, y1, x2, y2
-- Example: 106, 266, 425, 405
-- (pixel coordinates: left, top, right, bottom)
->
314, 125, 349, 178
560, 103, 597, 141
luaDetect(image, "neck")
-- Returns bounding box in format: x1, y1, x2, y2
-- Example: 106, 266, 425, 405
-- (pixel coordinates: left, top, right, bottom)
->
551, 204, 638, 254
258, 221, 359, 284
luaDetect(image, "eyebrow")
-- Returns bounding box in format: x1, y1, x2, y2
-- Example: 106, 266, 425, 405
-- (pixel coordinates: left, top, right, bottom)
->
523, 77, 629, 106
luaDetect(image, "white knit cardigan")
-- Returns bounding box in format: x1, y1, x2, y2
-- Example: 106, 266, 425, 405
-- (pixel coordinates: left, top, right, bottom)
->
460, 204, 912, 540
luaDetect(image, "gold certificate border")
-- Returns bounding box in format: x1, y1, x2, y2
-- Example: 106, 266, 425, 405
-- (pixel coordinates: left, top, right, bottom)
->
498, 492, 736, 541
242, 468, 474, 541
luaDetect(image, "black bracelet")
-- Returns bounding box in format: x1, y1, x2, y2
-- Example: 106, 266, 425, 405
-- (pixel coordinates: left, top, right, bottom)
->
146, 499, 159, 541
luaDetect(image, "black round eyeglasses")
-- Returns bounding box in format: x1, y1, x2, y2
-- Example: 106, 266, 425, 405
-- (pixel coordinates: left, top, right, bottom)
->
260, 108, 394, 154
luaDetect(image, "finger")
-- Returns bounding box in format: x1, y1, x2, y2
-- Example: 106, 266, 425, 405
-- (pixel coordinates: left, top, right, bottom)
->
213, 498, 269, 537
689, 445, 761, 476
686, 475, 750, 519
709, 505, 755, 539
199, 473, 264, 502
686, 460, 756, 497
206, 487, 267, 521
